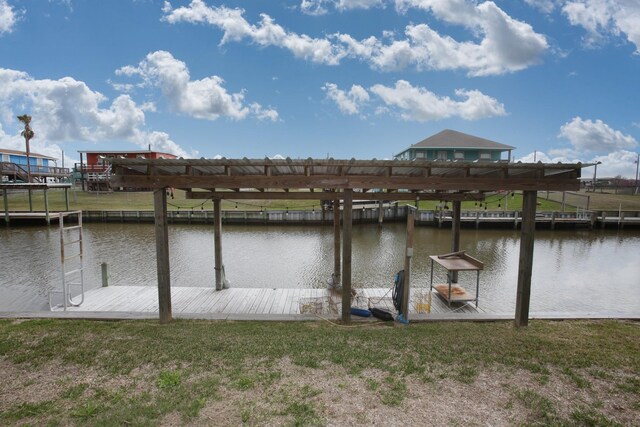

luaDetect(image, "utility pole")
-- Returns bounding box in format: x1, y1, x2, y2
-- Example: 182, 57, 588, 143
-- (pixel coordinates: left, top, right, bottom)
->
592, 161, 602, 193
634, 153, 639, 196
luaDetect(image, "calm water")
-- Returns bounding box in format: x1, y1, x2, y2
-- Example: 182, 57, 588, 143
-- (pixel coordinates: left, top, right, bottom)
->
1, 223, 639, 314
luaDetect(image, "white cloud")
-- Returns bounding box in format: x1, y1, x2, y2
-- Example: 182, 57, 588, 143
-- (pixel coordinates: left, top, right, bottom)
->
0, 67, 193, 158
300, 0, 330, 15
517, 149, 639, 178
116, 50, 278, 122
300, 0, 383, 14
163, 0, 548, 76
369, 80, 506, 121
559, 117, 638, 153
322, 83, 369, 115
0, 0, 19, 34
337, 0, 385, 10
524, 0, 561, 13
518, 117, 639, 178
590, 150, 640, 178
562, 0, 640, 53
162, 1, 346, 65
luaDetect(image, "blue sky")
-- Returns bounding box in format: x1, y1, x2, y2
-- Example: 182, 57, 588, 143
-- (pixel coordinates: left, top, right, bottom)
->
1, 0, 639, 178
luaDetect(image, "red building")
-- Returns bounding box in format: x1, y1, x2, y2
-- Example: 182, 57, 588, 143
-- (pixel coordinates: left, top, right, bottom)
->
77, 150, 178, 191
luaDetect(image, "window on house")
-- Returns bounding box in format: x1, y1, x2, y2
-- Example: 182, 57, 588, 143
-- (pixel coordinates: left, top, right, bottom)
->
437, 151, 448, 160
480, 152, 491, 160
454, 151, 464, 160
416, 151, 425, 159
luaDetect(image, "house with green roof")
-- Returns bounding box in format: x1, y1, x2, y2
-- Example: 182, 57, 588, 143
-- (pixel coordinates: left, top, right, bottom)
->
394, 129, 515, 162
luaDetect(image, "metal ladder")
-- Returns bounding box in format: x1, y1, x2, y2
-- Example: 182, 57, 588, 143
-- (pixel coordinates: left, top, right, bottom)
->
49, 211, 85, 310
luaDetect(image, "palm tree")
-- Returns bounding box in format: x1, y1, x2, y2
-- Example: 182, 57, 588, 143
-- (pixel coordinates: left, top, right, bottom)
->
17, 114, 34, 183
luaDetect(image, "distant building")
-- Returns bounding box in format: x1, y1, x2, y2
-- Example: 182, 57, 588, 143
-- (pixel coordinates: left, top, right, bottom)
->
394, 129, 515, 162
0, 148, 70, 183
76, 150, 178, 191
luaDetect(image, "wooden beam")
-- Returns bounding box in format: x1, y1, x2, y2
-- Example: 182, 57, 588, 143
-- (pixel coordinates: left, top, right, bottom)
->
113, 174, 581, 192
154, 188, 172, 324
341, 189, 353, 324
451, 200, 461, 283
515, 190, 537, 328
185, 191, 485, 201
333, 198, 341, 285
214, 199, 223, 291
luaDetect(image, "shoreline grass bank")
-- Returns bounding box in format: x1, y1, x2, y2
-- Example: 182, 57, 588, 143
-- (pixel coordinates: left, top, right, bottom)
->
1, 319, 638, 425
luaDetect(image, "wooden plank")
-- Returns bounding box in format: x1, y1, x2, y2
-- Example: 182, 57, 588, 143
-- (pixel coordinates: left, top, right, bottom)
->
186, 191, 484, 201
247, 288, 267, 314
113, 174, 581, 192
154, 188, 172, 323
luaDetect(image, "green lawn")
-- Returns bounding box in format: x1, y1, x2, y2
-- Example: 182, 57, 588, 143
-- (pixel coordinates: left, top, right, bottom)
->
0, 319, 638, 426
5, 189, 568, 212
4, 187, 639, 212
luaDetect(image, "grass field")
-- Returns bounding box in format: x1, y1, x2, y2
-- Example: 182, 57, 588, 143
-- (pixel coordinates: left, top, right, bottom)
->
6, 188, 629, 211
0, 319, 638, 426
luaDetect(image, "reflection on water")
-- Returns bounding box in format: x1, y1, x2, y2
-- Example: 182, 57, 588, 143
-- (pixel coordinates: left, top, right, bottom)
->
1, 223, 638, 314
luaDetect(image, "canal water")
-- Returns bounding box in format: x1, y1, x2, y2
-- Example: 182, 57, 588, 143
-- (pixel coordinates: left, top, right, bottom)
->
1, 223, 639, 314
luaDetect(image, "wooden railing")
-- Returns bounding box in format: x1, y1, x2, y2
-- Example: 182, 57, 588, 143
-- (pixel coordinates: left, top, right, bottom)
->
0, 161, 70, 179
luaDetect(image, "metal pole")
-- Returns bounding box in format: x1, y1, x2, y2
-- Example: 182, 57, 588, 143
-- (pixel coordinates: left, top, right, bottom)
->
401, 209, 415, 322
3, 188, 9, 226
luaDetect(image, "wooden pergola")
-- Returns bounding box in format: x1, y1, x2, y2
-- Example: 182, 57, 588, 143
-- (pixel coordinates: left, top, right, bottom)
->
111, 158, 587, 327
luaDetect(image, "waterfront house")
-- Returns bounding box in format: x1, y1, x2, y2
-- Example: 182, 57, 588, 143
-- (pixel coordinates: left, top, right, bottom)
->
76, 150, 177, 192
0, 148, 70, 183
394, 129, 515, 162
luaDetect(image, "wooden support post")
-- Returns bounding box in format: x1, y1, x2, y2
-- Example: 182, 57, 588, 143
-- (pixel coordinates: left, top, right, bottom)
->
3, 189, 9, 226
44, 188, 50, 225
80, 153, 85, 192
341, 189, 352, 324
401, 208, 414, 321
333, 198, 341, 285
101, 262, 109, 287
451, 201, 461, 283
378, 200, 384, 225
214, 198, 224, 291
64, 187, 70, 211
515, 190, 536, 328
154, 188, 172, 324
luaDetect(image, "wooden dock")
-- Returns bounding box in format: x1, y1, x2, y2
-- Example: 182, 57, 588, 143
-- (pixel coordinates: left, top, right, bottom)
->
50, 286, 482, 319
